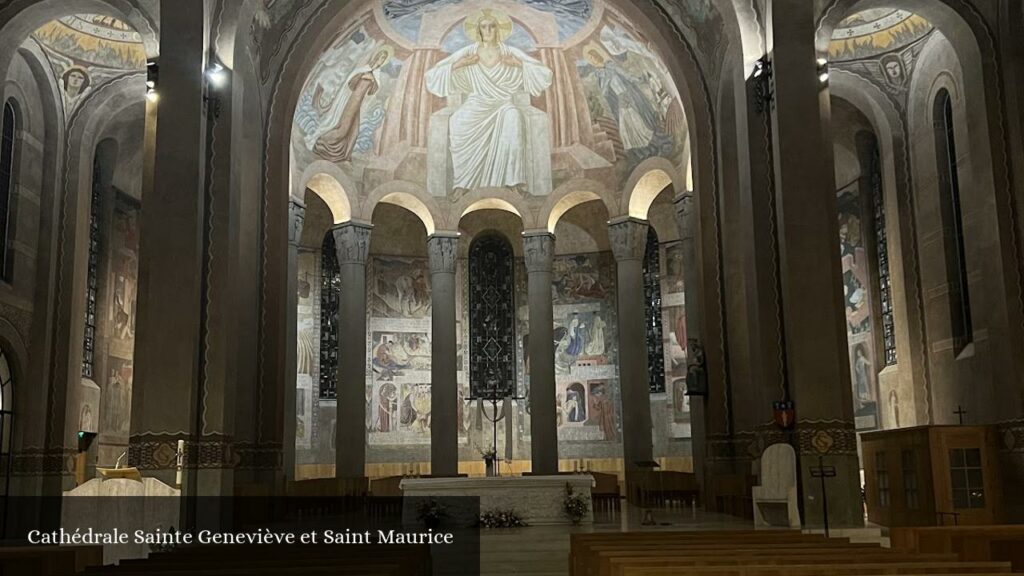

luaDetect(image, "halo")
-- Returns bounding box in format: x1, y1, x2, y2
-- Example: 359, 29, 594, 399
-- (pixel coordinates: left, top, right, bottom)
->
369, 43, 395, 65
61, 65, 91, 91
582, 42, 611, 64
464, 9, 513, 43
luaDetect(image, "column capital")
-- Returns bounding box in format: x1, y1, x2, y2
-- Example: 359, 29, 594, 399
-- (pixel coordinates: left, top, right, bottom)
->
427, 232, 459, 274
523, 231, 554, 273
331, 221, 373, 265
608, 216, 648, 262
287, 198, 306, 247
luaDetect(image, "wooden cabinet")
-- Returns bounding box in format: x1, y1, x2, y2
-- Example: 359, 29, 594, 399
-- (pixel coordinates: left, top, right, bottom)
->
861, 426, 1002, 527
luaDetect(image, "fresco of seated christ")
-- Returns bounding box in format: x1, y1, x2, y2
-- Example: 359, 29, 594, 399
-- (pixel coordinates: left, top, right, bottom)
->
425, 9, 553, 194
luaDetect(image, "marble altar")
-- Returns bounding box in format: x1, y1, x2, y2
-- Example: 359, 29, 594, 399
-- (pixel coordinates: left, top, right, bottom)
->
400, 475, 595, 526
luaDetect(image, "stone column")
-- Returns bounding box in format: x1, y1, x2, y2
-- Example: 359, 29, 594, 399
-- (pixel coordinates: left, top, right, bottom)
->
282, 199, 305, 481
129, 2, 208, 488
608, 217, 654, 471
428, 232, 459, 477
332, 222, 371, 478
769, 0, 861, 526
523, 231, 557, 475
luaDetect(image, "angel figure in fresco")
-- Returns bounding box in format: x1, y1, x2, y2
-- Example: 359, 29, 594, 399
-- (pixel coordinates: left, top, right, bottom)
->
581, 44, 660, 154
425, 9, 552, 194
310, 44, 394, 162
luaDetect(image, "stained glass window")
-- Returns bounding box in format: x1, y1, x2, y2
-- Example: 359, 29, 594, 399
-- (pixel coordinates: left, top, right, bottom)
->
934, 90, 972, 355
469, 234, 515, 400
870, 144, 897, 365
81, 156, 102, 379
1, 101, 16, 282
319, 231, 340, 399
643, 227, 665, 394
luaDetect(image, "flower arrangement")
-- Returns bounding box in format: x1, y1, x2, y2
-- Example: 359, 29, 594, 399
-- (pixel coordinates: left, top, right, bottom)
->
477, 445, 497, 460
563, 483, 589, 525
478, 508, 527, 528
415, 499, 448, 529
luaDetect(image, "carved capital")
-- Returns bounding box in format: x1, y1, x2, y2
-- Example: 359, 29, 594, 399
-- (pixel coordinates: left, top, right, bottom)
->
287, 198, 306, 247
523, 232, 554, 273
331, 222, 372, 265
427, 233, 459, 275
608, 217, 648, 262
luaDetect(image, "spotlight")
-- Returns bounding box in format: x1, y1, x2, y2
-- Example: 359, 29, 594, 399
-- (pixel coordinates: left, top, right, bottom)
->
816, 58, 830, 85
206, 62, 226, 87
819, 72, 830, 84
146, 59, 159, 101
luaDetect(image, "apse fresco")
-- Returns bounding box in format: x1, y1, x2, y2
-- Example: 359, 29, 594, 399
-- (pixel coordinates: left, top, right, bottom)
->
829, 9, 933, 62
837, 184, 879, 431
292, 0, 687, 200
30, 15, 146, 115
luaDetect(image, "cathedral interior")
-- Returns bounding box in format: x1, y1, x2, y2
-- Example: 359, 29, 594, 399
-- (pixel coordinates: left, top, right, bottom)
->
1, 0, 1024, 574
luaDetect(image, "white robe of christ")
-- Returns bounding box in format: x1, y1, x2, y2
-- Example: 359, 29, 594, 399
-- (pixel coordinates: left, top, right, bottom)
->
425, 44, 552, 191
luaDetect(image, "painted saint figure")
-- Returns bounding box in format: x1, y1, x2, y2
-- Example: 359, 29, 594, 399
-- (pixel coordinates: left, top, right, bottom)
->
425, 9, 552, 192
311, 45, 393, 162
582, 46, 659, 151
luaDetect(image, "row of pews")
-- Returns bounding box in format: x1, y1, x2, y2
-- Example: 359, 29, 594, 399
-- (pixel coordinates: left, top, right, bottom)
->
570, 529, 1016, 576
0, 542, 432, 576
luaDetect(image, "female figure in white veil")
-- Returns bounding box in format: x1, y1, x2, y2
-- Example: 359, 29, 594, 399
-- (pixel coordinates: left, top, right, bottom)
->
425, 9, 552, 193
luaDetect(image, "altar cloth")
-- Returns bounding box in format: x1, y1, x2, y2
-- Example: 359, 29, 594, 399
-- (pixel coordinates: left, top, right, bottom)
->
399, 474, 595, 525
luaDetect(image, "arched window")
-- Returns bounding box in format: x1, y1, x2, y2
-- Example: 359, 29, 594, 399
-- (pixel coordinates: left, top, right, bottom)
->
643, 227, 665, 393
933, 89, 972, 354
0, 100, 17, 282
82, 154, 103, 379
0, 348, 14, 512
868, 141, 897, 366
319, 231, 340, 399
469, 234, 515, 400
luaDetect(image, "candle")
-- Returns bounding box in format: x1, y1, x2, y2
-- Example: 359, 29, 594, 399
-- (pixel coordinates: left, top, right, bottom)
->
175, 439, 184, 487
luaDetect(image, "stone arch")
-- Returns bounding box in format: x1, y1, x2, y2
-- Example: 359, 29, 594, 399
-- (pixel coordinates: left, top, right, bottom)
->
820, 4, 1024, 395
622, 158, 680, 220
830, 70, 933, 426
0, 1, 159, 81
370, 189, 437, 236
460, 198, 524, 222
299, 165, 353, 225
452, 189, 532, 229
545, 190, 603, 234
540, 178, 615, 234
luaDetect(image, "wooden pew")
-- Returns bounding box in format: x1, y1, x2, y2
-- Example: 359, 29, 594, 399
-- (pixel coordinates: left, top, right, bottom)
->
891, 525, 1024, 570
617, 562, 1011, 576
0, 545, 103, 576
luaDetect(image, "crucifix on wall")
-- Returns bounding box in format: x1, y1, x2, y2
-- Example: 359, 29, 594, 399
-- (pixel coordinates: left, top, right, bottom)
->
954, 405, 968, 425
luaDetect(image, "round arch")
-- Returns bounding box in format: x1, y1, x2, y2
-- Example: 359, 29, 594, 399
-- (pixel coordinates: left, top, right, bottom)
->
622, 158, 680, 220
372, 190, 437, 236
300, 168, 353, 225
0, 1, 158, 80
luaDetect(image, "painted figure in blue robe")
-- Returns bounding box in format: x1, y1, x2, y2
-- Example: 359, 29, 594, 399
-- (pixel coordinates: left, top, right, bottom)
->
582, 47, 660, 156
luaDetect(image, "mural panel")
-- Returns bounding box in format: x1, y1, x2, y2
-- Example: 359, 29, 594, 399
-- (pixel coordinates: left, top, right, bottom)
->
292, 0, 688, 201
838, 184, 879, 431
661, 243, 690, 438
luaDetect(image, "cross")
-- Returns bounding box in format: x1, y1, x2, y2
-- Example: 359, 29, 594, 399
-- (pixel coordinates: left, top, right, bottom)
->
954, 405, 968, 425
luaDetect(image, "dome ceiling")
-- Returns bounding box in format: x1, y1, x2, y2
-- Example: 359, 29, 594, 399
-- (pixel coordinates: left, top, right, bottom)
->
829, 9, 932, 62
292, 0, 688, 212
29, 14, 146, 114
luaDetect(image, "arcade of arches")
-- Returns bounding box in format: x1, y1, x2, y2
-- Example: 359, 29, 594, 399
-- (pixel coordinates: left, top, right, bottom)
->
1, 0, 1024, 532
